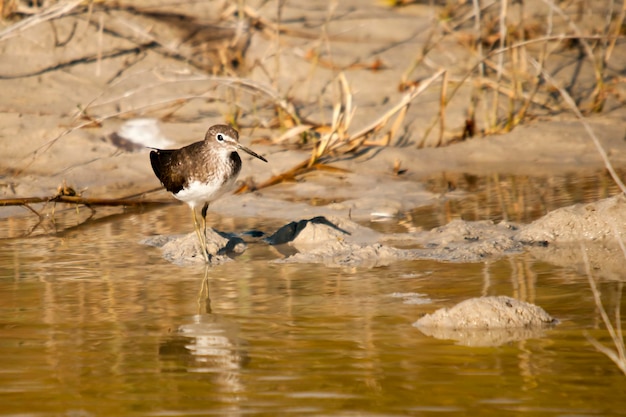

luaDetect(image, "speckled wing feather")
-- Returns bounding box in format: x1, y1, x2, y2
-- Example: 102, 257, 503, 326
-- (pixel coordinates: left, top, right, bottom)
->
150, 141, 205, 195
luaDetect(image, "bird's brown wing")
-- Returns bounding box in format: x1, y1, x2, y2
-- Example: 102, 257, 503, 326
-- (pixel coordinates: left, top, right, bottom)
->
150, 148, 187, 194
150, 140, 207, 194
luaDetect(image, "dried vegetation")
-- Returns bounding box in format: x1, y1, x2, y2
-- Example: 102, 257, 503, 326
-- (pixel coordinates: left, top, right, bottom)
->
1, 0, 624, 195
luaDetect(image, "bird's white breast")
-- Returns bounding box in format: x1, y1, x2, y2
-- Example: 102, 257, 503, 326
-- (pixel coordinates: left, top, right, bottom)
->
174, 176, 238, 209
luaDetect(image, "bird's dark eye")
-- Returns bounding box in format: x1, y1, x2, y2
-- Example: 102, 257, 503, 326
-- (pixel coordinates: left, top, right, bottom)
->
216, 133, 224, 142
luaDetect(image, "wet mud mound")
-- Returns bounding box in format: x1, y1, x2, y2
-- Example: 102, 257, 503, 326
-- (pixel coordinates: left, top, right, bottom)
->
414, 296, 557, 347
143, 215, 524, 266
143, 229, 246, 266
144, 194, 626, 269
267, 216, 414, 268
517, 194, 626, 244
516, 194, 626, 281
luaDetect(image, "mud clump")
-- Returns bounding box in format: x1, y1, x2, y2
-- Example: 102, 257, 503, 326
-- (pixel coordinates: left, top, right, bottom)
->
268, 216, 413, 267
268, 216, 525, 267
516, 194, 626, 244
414, 296, 557, 347
143, 229, 246, 266
414, 296, 556, 329
143, 195, 626, 268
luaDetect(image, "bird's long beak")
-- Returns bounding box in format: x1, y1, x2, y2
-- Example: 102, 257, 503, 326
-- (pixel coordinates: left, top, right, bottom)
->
237, 144, 268, 163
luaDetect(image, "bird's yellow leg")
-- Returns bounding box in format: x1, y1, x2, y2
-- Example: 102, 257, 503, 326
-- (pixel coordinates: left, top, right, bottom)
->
191, 207, 210, 263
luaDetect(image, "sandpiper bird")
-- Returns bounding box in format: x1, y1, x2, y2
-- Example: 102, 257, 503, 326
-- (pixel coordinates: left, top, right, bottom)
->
149, 124, 267, 262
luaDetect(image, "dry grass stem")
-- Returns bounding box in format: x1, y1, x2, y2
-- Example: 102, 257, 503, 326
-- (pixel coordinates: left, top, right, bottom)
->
471, 0, 485, 77
0, 194, 165, 208
603, 0, 626, 63
438, 70, 449, 146
0, 0, 83, 41
32, 91, 220, 162
29, 70, 305, 168
528, 57, 626, 195
490, 0, 507, 130
240, 69, 445, 192
350, 69, 445, 145
417, 0, 623, 139
581, 244, 626, 376
0, 184, 169, 237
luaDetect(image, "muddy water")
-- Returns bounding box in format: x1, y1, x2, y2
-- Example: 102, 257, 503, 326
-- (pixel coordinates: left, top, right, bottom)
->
2, 173, 626, 416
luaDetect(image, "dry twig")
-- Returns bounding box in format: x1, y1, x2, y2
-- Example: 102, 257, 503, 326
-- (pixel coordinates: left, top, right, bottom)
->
238, 69, 445, 192
0, 0, 83, 41
581, 243, 626, 376
528, 57, 626, 195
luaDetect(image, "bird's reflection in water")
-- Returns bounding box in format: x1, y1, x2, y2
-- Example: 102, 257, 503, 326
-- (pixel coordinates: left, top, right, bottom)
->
159, 266, 249, 394
198, 265, 212, 315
